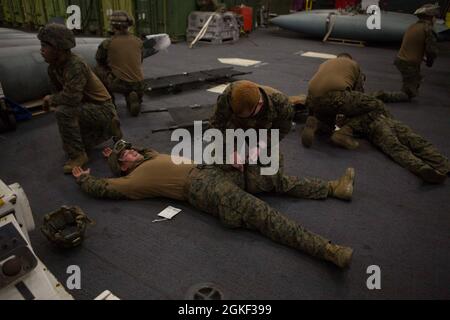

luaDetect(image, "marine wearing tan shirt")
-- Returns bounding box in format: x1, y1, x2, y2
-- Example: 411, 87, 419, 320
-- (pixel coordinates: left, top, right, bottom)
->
80, 151, 195, 201
101, 34, 144, 83
302, 54, 387, 149
394, 4, 439, 99
308, 57, 361, 98
73, 142, 357, 269
95, 10, 145, 117
38, 23, 121, 173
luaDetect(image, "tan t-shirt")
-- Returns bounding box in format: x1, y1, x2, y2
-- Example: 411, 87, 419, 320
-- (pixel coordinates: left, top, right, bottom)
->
85, 68, 112, 102
397, 22, 428, 64
108, 34, 144, 82
107, 154, 195, 201
308, 57, 360, 98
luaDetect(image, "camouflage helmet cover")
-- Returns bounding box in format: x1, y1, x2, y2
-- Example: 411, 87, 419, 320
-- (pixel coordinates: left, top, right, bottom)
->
37, 23, 76, 50
414, 3, 440, 17
109, 10, 134, 27
41, 206, 92, 249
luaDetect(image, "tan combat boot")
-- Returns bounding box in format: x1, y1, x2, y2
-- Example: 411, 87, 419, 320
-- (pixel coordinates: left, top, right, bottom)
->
127, 91, 141, 117
328, 168, 355, 201
111, 116, 123, 142
301, 116, 319, 148
324, 243, 354, 269
331, 126, 360, 150
418, 165, 447, 184
63, 153, 89, 174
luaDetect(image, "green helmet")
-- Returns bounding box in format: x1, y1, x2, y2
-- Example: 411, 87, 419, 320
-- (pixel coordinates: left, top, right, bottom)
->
109, 10, 134, 27
108, 139, 133, 176
41, 206, 93, 249
37, 23, 76, 50
414, 3, 440, 17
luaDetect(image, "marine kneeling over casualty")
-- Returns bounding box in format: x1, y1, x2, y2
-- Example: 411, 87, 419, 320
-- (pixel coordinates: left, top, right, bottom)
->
302, 54, 450, 184
302, 53, 389, 149
71, 139, 357, 268
209, 80, 295, 172
95, 10, 145, 117
38, 23, 123, 174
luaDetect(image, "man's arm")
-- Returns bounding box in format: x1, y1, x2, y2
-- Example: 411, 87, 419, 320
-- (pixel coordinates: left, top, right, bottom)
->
77, 174, 130, 200
270, 92, 294, 142
96, 40, 110, 66
353, 71, 366, 93
50, 60, 88, 107
209, 89, 233, 133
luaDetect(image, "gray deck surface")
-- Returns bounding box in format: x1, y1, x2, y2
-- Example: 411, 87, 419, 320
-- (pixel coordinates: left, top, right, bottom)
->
0, 27, 449, 300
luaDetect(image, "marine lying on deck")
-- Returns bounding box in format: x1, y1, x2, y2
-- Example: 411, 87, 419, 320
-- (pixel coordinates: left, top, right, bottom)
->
72, 140, 356, 269
302, 53, 450, 184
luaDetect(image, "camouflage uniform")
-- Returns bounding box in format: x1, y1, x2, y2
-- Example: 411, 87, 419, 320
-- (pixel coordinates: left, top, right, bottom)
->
343, 111, 450, 179
48, 54, 119, 159
352, 70, 410, 103
243, 159, 329, 199
95, 11, 145, 117
78, 161, 330, 201
210, 83, 294, 146
370, 89, 411, 103
394, 19, 438, 99
307, 90, 390, 133
95, 38, 146, 99
187, 166, 332, 260
77, 164, 335, 262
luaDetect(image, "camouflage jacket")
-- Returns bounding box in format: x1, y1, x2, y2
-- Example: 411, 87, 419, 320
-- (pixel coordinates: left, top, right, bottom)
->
48, 53, 105, 107
209, 83, 294, 146
77, 174, 130, 200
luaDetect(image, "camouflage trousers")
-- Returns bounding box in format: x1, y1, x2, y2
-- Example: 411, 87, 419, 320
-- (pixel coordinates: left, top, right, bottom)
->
94, 65, 145, 99
307, 90, 391, 131
345, 113, 450, 176
244, 157, 329, 199
370, 90, 411, 103
187, 166, 332, 260
55, 101, 118, 159
394, 58, 422, 99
